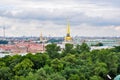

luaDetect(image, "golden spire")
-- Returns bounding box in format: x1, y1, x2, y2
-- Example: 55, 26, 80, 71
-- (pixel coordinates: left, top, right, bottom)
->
67, 21, 70, 34
64, 20, 72, 42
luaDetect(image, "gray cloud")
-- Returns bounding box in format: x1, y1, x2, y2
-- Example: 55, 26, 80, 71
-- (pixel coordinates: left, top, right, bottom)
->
0, 0, 120, 37
0, 7, 120, 26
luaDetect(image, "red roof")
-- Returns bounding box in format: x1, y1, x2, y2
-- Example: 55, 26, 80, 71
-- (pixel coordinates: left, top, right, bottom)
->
0, 42, 45, 53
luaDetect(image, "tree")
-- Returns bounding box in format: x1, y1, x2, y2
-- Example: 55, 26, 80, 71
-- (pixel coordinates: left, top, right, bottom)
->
96, 42, 103, 46
63, 43, 75, 56
43, 65, 54, 75
13, 58, 34, 76
106, 53, 118, 78
62, 67, 79, 79
75, 44, 81, 54
0, 61, 6, 68
90, 76, 103, 80
8, 55, 22, 69
24, 72, 37, 80
0, 67, 12, 80
61, 54, 77, 68
0, 42, 120, 79
45, 43, 60, 58
35, 68, 47, 80
48, 73, 66, 80
26, 53, 50, 69
51, 58, 63, 72
91, 42, 103, 46
93, 62, 108, 78
112, 46, 120, 52
68, 74, 80, 80
80, 42, 90, 53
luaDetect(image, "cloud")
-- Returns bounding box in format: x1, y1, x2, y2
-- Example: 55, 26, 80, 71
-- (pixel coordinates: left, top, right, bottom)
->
72, 24, 120, 37
0, 0, 120, 37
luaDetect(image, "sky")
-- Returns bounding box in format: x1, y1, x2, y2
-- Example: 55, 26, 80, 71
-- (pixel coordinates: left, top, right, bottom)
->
0, 0, 120, 37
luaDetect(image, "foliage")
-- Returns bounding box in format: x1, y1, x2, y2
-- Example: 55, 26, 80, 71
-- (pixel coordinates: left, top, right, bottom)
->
0, 43, 120, 80
13, 58, 33, 76
0, 67, 12, 80
62, 43, 76, 56
45, 43, 60, 58
48, 73, 66, 80
80, 42, 90, 53
91, 42, 103, 46
51, 58, 63, 72
112, 46, 120, 52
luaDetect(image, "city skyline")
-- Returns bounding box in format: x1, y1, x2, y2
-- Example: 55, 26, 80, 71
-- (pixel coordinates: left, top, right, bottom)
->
0, 0, 120, 37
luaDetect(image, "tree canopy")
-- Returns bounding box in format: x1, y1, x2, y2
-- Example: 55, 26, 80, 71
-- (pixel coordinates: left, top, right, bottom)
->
0, 43, 120, 80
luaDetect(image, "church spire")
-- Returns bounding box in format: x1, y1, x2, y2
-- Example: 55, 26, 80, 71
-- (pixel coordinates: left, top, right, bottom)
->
64, 20, 72, 42
67, 21, 70, 34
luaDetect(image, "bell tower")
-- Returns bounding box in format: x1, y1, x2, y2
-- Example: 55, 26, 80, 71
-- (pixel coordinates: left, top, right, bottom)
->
40, 32, 43, 43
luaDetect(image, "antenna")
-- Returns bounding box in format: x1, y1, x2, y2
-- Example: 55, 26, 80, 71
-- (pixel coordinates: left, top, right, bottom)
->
3, 26, 5, 40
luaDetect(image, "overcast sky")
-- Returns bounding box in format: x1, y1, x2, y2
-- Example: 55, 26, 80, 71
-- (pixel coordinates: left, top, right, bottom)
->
0, 0, 120, 37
